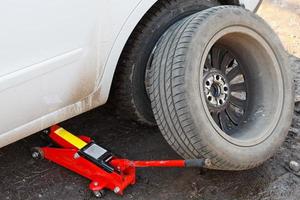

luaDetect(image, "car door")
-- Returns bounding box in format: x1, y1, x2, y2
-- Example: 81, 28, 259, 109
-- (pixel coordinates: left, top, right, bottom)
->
0, 0, 103, 134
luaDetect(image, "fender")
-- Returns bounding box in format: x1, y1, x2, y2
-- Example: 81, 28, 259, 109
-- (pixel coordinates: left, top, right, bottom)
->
97, 0, 157, 104
97, 0, 262, 104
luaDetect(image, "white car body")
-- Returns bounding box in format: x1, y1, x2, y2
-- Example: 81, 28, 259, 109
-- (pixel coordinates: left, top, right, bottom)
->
0, 0, 261, 147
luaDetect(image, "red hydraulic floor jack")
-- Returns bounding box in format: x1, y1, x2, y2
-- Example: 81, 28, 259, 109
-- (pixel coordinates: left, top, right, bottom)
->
32, 125, 211, 198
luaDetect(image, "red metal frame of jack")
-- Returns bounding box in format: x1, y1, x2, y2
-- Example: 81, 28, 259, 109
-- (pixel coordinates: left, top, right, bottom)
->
35, 125, 209, 196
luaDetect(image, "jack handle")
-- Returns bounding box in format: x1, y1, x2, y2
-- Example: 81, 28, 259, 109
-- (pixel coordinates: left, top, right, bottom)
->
132, 159, 211, 168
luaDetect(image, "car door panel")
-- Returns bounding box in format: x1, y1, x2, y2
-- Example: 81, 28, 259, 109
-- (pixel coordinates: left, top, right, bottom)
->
0, 0, 141, 136
0, 0, 100, 133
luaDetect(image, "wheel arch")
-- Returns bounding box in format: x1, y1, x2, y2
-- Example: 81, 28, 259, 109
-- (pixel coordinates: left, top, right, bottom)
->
98, 0, 252, 105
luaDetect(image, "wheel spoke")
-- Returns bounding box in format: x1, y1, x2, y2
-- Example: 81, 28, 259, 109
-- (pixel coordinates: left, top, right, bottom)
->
230, 82, 246, 92
204, 54, 213, 70
219, 111, 235, 133
219, 111, 226, 130
211, 46, 222, 69
227, 65, 241, 81
220, 53, 234, 73
230, 95, 246, 108
211, 112, 220, 126
226, 107, 240, 125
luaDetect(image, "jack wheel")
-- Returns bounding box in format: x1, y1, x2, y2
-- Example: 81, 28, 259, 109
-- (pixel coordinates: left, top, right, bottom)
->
31, 147, 44, 160
93, 190, 105, 198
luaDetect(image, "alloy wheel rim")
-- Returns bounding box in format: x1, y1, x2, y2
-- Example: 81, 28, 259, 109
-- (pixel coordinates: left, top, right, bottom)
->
203, 45, 248, 135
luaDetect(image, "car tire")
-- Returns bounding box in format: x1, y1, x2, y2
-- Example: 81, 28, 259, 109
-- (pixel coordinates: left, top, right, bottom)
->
146, 6, 294, 170
110, 0, 220, 125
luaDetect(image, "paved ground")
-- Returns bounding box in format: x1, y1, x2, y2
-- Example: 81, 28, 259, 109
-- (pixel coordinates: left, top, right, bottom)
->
1, 104, 299, 200
0, 1, 299, 200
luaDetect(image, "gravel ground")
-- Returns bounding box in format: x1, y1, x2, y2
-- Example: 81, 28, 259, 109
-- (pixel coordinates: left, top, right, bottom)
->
258, 0, 300, 58
0, 1, 299, 200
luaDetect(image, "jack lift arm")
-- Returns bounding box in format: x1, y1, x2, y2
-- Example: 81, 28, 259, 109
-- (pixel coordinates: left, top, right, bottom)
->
32, 125, 211, 198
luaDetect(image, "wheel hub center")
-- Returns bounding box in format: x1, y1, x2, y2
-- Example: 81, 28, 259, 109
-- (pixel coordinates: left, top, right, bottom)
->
204, 71, 229, 108
210, 83, 221, 97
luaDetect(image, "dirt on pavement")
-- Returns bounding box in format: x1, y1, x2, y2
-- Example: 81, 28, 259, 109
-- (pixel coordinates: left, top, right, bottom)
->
258, 0, 300, 58
0, 1, 299, 200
